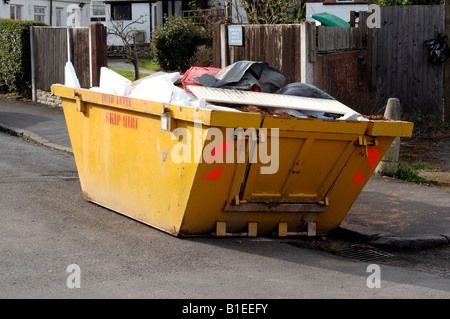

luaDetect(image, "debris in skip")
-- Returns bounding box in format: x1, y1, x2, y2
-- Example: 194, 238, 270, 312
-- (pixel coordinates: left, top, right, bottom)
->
64, 60, 388, 121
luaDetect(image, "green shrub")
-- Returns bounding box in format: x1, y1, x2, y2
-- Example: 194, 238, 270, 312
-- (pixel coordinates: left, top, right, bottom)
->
151, 16, 212, 72
188, 44, 213, 67
0, 19, 47, 95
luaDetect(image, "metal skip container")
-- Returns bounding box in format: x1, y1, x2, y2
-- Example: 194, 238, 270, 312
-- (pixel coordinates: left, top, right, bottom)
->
51, 84, 413, 237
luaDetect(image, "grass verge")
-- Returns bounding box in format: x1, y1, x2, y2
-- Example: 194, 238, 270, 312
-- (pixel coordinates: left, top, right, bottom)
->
136, 59, 161, 72
108, 68, 151, 82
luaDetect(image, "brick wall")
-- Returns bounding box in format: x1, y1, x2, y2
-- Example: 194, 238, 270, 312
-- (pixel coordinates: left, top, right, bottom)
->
314, 50, 370, 113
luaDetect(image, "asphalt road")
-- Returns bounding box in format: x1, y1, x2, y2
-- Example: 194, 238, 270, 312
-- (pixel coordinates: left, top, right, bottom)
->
1, 131, 449, 299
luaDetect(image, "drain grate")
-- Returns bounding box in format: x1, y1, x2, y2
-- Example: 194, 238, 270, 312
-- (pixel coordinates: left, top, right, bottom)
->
337, 245, 394, 262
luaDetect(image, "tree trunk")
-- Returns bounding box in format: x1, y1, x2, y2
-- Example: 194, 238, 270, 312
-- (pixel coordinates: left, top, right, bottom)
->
133, 60, 140, 80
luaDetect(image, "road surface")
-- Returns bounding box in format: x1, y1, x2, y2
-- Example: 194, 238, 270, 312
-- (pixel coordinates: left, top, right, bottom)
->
1, 131, 449, 299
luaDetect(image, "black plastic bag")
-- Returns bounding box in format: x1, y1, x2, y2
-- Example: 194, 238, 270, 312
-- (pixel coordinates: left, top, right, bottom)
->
424, 33, 450, 64
279, 82, 335, 100
194, 61, 285, 93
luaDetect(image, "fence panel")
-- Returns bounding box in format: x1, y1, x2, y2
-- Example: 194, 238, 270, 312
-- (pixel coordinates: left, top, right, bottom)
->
70, 28, 90, 88
377, 5, 444, 115
317, 26, 366, 52
212, 23, 368, 86
31, 24, 107, 100
32, 27, 68, 92
90, 23, 108, 88
213, 24, 303, 85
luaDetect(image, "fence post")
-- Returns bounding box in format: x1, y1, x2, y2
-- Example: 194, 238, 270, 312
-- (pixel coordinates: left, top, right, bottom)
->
212, 23, 222, 68
301, 22, 315, 84
30, 26, 36, 102
90, 23, 107, 88
67, 27, 73, 63
220, 24, 228, 68
367, 1, 378, 93
445, 0, 450, 122
375, 98, 402, 176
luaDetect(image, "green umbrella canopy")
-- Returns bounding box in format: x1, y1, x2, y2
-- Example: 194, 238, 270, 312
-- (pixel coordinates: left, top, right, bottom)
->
312, 12, 350, 27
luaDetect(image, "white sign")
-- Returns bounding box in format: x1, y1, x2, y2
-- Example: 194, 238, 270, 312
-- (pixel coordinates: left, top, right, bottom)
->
228, 26, 243, 46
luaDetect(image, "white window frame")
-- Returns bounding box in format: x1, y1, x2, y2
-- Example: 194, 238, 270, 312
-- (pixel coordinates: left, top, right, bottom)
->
110, 2, 132, 21
55, 7, 64, 27
10, 5, 21, 20
34, 6, 46, 23
91, 0, 107, 21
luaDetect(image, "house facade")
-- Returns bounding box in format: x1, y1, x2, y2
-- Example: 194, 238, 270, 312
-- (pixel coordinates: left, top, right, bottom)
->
306, 0, 368, 25
0, 1, 188, 45
0, 0, 91, 26
98, 0, 187, 46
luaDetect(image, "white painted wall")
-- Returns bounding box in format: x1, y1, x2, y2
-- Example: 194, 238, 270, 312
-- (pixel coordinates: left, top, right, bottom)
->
306, 3, 368, 24
102, 1, 183, 46
0, 0, 90, 26
103, 2, 152, 46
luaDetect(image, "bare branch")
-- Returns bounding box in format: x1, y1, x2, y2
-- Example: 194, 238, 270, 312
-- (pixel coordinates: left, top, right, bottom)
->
107, 14, 149, 80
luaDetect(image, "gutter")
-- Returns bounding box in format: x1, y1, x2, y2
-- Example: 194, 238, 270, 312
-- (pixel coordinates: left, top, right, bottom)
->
49, 0, 53, 25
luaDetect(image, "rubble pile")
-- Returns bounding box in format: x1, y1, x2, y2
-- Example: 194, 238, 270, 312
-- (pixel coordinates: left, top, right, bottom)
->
237, 105, 292, 117
362, 114, 392, 121
64, 60, 389, 122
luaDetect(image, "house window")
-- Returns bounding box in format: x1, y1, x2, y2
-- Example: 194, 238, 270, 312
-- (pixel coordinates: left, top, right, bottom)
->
111, 3, 132, 20
55, 8, 63, 26
34, 6, 46, 23
10, 5, 21, 20
91, 0, 106, 21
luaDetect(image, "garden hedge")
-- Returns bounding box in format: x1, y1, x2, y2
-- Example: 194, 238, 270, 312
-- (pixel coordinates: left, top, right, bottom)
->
0, 19, 46, 95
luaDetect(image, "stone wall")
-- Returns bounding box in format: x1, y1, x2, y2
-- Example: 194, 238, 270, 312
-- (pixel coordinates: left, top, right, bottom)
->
36, 89, 62, 107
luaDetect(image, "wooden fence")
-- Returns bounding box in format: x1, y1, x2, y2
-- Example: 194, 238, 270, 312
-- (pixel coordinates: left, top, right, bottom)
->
213, 24, 305, 85
30, 27, 68, 95
212, 6, 446, 117
376, 5, 445, 116
212, 22, 367, 88
30, 23, 107, 101
316, 25, 366, 53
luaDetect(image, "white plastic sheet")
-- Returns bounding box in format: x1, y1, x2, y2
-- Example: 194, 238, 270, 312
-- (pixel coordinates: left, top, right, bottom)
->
64, 62, 80, 89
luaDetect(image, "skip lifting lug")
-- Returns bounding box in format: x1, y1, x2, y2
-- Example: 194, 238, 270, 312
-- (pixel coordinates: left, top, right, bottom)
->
358, 136, 379, 146
357, 136, 379, 157
74, 91, 86, 114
